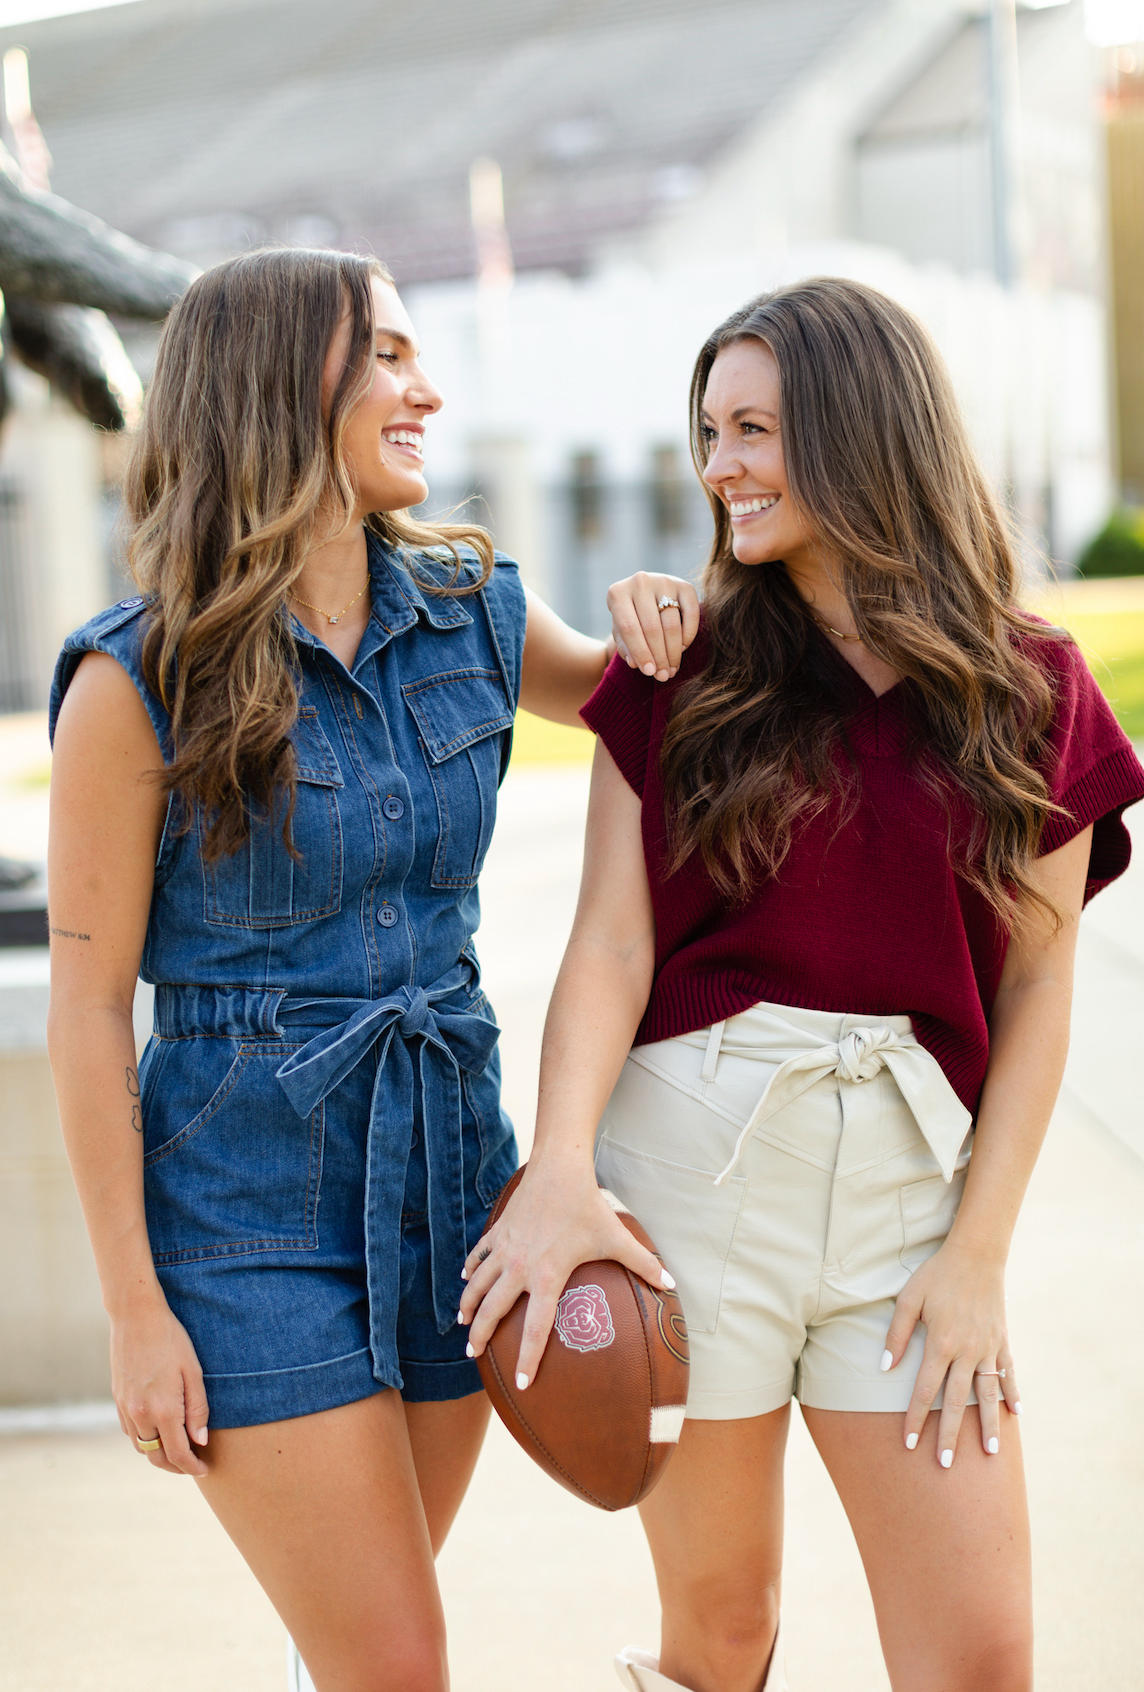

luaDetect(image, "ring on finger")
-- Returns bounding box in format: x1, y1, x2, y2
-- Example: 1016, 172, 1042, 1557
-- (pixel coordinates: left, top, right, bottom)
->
974, 1369, 1006, 1378
135, 1434, 162, 1452
656, 596, 680, 613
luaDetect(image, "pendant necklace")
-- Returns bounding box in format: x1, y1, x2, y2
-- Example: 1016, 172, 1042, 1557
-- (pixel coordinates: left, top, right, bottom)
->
288, 577, 370, 627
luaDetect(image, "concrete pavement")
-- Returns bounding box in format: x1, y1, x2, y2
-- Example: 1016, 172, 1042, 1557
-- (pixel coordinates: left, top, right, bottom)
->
1, 758, 1142, 1690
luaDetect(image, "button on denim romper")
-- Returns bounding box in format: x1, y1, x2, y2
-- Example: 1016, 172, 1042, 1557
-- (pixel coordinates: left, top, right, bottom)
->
50, 538, 525, 1426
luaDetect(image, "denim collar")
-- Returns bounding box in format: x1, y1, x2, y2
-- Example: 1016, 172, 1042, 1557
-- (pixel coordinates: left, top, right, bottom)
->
288, 531, 477, 665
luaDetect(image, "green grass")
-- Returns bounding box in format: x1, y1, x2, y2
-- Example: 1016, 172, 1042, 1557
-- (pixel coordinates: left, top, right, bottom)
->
508, 708, 594, 766
1094, 649, 1144, 739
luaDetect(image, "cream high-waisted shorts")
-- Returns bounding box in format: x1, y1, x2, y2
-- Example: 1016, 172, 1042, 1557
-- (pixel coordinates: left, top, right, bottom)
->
594, 1001, 976, 1418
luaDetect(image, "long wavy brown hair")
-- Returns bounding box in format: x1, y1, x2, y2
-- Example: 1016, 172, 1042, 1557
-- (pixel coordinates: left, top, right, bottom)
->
126, 247, 493, 860
661, 277, 1066, 927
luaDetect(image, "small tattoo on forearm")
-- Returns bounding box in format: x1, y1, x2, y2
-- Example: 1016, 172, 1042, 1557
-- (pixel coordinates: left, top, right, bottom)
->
50, 926, 90, 941
126, 1067, 142, 1133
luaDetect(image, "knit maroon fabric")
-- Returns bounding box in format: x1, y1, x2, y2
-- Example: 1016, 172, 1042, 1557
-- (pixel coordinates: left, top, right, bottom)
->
581, 623, 1144, 1114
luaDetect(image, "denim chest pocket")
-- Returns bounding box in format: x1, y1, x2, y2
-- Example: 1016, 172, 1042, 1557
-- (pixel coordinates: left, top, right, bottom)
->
402, 668, 513, 889
202, 708, 345, 927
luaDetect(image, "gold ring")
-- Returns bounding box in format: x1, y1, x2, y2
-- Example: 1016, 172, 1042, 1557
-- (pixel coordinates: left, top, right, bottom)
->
656, 596, 681, 613
135, 1435, 162, 1452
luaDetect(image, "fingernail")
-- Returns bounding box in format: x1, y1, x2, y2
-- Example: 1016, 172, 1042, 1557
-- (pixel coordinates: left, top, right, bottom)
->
1013, 1401, 1023, 1416
660, 1269, 677, 1290
193, 1428, 208, 1445
905, 1431, 919, 1450
655, 669, 669, 681
880, 1349, 894, 1372
458, 1307, 470, 1324
940, 1449, 953, 1468
516, 1372, 529, 1391
465, 1342, 475, 1358
987, 1437, 999, 1455
460, 1267, 469, 1281
641, 663, 656, 676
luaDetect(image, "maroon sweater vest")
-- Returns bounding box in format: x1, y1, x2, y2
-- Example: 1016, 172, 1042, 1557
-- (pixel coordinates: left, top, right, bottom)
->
581, 623, 1144, 1115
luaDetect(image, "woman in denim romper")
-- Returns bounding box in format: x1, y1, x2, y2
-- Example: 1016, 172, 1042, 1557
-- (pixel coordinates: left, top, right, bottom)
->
46, 249, 690, 1691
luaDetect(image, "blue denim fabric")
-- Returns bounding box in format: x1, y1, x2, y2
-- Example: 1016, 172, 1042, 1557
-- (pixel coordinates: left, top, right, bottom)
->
50, 538, 525, 1425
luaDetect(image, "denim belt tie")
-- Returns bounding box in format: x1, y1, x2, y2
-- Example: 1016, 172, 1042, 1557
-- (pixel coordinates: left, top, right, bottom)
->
152, 967, 498, 1370
271, 966, 500, 1356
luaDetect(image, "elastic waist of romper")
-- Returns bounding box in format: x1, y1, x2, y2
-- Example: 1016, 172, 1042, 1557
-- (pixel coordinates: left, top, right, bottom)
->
151, 981, 473, 1040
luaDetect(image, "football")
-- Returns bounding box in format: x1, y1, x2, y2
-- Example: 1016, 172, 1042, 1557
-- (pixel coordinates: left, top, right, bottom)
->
475, 1166, 690, 1511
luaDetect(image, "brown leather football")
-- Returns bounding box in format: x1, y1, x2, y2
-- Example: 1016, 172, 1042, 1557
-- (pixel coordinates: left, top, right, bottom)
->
474, 1166, 690, 1511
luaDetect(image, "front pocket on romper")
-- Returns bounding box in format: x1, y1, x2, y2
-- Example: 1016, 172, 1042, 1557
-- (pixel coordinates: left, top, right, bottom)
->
594, 1136, 746, 1334
402, 669, 513, 889
201, 710, 345, 928
898, 1165, 968, 1274
142, 1042, 323, 1264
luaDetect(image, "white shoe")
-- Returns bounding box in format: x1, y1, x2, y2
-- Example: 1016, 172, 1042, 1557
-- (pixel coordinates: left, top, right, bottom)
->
287, 1638, 317, 1692
615, 1617, 786, 1691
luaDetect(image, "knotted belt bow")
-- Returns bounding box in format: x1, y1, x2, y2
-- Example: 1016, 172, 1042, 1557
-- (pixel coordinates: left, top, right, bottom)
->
671, 1018, 973, 1187
275, 965, 500, 1364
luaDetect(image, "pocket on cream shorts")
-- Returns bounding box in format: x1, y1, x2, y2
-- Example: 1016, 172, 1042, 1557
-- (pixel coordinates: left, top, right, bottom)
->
594, 1001, 974, 1419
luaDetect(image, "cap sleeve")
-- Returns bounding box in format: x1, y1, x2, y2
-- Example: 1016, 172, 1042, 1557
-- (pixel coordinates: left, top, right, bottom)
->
1033, 632, 1144, 898
580, 652, 657, 798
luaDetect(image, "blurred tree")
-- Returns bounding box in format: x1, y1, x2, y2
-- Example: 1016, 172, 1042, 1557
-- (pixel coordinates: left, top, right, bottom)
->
1076, 509, 1144, 578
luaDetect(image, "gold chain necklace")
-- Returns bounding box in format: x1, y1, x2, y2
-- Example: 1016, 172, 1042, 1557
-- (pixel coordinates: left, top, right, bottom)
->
288, 577, 370, 627
810, 610, 862, 644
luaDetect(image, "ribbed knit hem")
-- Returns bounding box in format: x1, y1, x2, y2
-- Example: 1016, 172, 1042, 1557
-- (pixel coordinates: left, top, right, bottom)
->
1040, 744, 1144, 891
580, 663, 653, 798
634, 979, 987, 1120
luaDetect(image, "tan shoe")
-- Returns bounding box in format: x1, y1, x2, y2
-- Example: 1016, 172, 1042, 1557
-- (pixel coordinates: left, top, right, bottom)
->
614, 1617, 786, 1691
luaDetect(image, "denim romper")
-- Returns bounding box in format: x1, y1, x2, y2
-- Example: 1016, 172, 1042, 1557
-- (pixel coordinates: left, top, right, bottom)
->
50, 537, 525, 1426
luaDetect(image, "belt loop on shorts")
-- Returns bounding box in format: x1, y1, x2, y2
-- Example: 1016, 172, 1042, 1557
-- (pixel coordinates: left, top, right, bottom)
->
701, 1020, 725, 1085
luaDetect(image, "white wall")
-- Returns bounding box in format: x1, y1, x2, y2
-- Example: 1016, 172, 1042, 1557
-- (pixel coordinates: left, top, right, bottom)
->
405, 240, 1111, 576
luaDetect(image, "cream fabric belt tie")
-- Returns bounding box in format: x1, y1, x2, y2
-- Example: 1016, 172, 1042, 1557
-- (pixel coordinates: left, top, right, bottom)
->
631, 1011, 973, 1188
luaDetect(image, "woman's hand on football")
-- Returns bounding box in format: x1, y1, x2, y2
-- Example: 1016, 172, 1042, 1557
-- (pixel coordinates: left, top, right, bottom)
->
111, 1293, 210, 1477
458, 1161, 674, 1390
607, 572, 699, 682
882, 1240, 1020, 1466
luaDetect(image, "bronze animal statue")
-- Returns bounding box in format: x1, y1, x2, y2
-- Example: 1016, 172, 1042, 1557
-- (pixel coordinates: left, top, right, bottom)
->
0, 139, 195, 430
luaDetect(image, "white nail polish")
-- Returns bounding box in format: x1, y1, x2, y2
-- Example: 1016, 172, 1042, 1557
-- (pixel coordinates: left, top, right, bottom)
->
880, 1349, 894, 1372
465, 1342, 474, 1359
905, 1431, 919, 1450
460, 1267, 469, 1281
987, 1437, 999, 1455
516, 1372, 529, 1391
661, 1270, 677, 1290
1013, 1401, 1022, 1415
940, 1448, 953, 1468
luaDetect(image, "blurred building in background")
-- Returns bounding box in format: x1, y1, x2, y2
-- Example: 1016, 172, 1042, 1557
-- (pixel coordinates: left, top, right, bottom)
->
0, 0, 1126, 687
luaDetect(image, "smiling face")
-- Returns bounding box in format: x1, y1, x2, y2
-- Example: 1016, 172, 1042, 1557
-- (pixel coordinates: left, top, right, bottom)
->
323, 274, 442, 519
699, 337, 818, 576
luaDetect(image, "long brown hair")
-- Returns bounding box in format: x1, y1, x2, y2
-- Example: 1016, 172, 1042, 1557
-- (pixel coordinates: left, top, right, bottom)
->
662, 277, 1065, 927
126, 246, 493, 860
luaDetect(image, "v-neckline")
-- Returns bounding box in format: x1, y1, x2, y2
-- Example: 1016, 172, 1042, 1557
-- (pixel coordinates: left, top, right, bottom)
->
810, 621, 904, 703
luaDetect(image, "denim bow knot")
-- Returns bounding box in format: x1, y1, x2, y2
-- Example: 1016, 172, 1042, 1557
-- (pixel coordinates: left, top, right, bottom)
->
275, 964, 500, 1363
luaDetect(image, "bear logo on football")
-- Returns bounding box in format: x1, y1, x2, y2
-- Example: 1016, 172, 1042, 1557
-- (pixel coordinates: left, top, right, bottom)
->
555, 1284, 615, 1353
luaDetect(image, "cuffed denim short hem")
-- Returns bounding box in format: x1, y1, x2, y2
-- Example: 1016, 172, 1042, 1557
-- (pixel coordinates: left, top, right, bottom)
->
400, 1354, 484, 1403
202, 1344, 387, 1429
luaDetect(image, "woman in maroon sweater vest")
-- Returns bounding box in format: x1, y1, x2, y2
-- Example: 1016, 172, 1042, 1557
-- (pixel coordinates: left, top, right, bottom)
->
459, 279, 1144, 1692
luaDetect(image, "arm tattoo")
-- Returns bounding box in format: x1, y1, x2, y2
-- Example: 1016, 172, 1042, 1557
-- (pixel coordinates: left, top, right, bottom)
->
126, 1067, 142, 1133
50, 926, 91, 941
